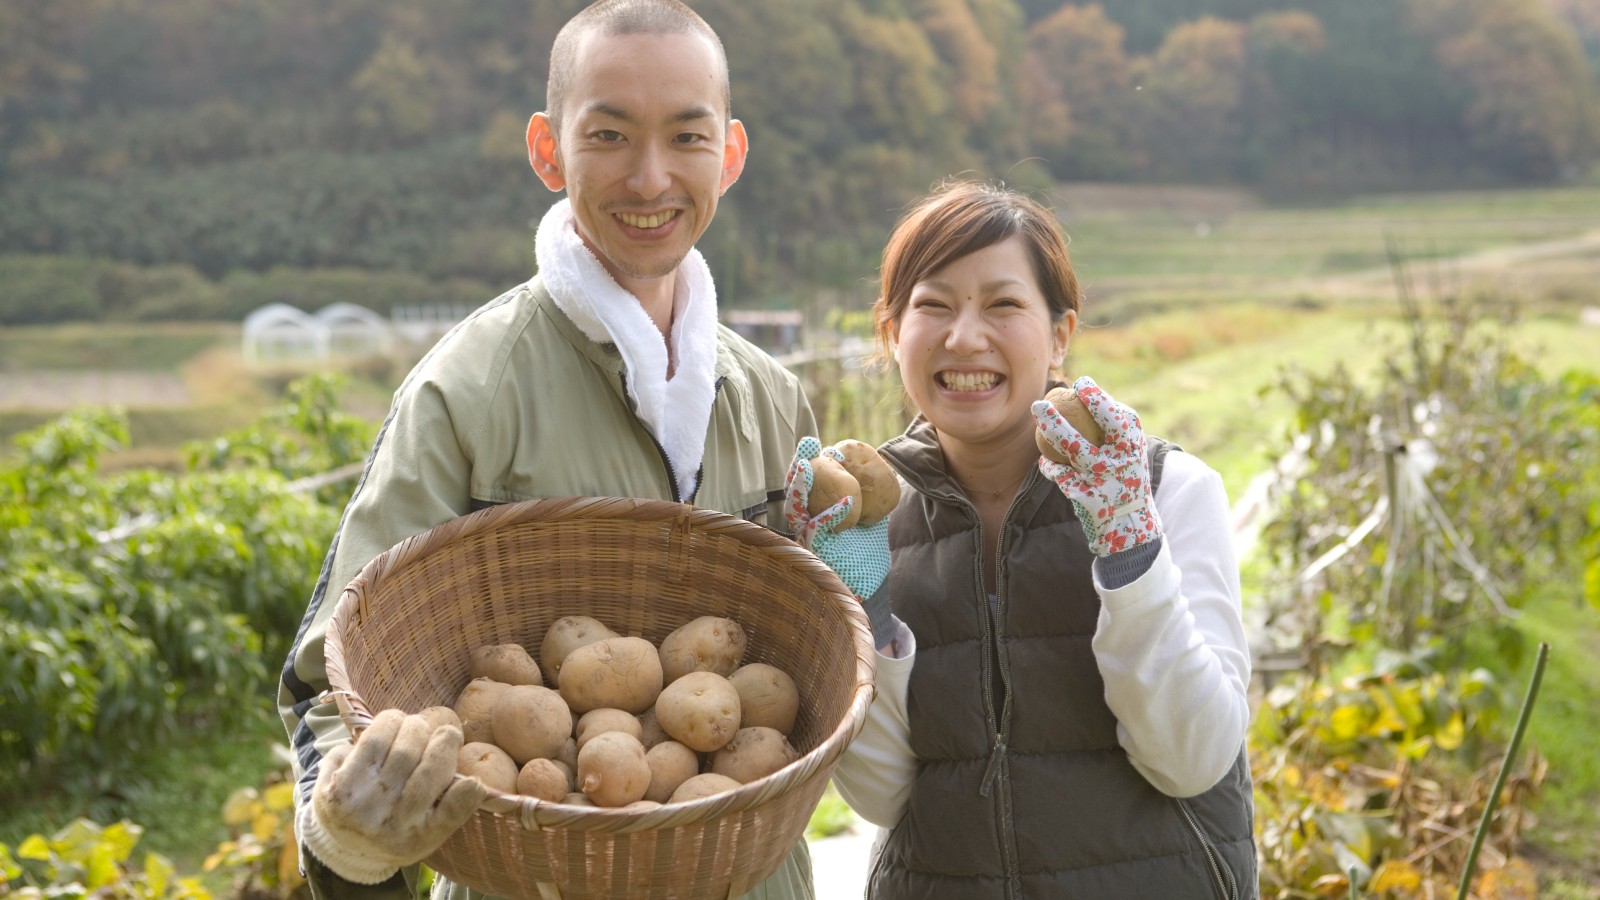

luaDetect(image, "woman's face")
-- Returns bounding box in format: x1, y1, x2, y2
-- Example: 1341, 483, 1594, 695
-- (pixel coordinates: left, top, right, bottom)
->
892, 235, 1076, 454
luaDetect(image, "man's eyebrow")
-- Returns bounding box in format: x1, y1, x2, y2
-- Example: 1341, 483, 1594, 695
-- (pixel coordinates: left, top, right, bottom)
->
579, 103, 717, 125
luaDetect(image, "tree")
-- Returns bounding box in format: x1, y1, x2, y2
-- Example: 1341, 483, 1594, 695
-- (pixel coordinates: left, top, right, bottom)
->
1021, 3, 1137, 179
1416, 0, 1600, 178
1133, 15, 1247, 180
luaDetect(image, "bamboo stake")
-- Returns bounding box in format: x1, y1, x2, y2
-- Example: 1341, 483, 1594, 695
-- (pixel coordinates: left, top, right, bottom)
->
1455, 641, 1549, 900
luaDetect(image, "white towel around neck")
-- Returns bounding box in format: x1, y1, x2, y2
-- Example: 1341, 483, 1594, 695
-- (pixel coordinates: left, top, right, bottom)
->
533, 199, 717, 499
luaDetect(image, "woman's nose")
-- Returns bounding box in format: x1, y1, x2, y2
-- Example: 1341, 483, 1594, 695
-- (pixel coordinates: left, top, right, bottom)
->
943, 305, 987, 354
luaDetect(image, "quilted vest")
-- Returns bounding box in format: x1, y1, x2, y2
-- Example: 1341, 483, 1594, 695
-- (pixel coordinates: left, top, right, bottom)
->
869, 416, 1257, 900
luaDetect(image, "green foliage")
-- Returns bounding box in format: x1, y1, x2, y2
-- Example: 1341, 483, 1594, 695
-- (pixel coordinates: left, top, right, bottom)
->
0, 819, 209, 900
1259, 285, 1600, 664
1250, 656, 1542, 896
806, 783, 858, 841
0, 376, 369, 792
2, 0, 1599, 313
203, 773, 305, 900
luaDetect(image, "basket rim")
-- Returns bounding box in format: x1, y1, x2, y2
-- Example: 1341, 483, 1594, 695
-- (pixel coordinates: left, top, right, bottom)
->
322, 495, 878, 832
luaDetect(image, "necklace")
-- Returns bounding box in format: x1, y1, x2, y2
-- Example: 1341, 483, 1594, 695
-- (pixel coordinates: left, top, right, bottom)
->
956, 471, 1028, 501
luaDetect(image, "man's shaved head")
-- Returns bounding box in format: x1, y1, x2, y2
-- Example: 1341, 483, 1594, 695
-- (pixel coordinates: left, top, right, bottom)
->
545, 0, 731, 134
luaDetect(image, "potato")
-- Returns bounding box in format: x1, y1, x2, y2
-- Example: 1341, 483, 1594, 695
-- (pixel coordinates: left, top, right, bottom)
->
453, 677, 512, 745
659, 616, 748, 684
576, 707, 644, 750
491, 684, 572, 765
643, 740, 700, 803
831, 439, 900, 527
516, 758, 572, 802
806, 455, 861, 529
561, 791, 596, 807
621, 800, 662, 812
654, 671, 741, 753
540, 616, 619, 683
710, 727, 799, 784
559, 636, 664, 714
415, 705, 462, 734
668, 773, 742, 804
728, 663, 799, 736
470, 643, 543, 686
637, 708, 669, 749
555, 737, 578, 773
576, 731, 651, 807
457, 741, 517, 794
1035, 387, 1104, 463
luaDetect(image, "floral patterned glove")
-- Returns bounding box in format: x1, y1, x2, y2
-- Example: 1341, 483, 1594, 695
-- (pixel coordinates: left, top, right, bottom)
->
784, 437, 893, 641
1032, 376, 1164, 558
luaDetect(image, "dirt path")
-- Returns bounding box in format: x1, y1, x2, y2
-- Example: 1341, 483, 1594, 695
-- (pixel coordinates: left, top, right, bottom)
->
1296, 228, 1600, 299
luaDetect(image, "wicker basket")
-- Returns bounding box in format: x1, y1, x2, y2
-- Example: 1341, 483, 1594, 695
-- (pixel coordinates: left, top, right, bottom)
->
321, 496, 877, 900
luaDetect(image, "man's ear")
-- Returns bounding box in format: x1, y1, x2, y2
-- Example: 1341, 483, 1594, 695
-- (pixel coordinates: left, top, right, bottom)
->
719, 119, 749, 195
527, 112, 565, 191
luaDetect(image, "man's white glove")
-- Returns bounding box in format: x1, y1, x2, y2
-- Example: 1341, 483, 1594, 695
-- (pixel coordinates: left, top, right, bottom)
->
298, 708, 487, 884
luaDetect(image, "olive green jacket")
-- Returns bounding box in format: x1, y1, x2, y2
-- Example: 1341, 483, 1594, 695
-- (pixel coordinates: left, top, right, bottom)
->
279, 277, 817, 900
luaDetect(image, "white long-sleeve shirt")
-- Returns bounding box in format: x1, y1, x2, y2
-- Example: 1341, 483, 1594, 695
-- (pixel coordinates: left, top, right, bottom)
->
833, 450, 1252, 827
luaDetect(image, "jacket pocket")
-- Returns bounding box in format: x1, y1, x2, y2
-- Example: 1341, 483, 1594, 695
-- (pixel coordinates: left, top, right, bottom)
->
1175, 797, 1239, 900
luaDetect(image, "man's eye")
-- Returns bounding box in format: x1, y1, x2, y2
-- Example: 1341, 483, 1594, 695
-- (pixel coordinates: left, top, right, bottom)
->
595, 130, 624, 142
674, 132, 707, 144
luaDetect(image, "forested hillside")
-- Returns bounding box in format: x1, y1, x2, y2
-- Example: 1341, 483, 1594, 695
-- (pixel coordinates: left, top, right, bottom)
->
1, 0, 1597, 325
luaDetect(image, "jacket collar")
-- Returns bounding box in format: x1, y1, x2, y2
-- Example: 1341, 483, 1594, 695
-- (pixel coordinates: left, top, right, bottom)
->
526, 278, 756, 444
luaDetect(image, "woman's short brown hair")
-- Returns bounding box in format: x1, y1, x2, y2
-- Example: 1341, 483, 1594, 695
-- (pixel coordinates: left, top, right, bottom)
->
874, 180, 1079, 354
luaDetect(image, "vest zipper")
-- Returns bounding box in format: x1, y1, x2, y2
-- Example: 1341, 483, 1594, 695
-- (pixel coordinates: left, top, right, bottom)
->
1177, 798, 1238, 900
964, 470, 1038, 900
993, 471, 1036, 900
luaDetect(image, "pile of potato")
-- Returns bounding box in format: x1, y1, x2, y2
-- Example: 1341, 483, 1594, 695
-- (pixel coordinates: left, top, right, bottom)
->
409, 614, 803, 810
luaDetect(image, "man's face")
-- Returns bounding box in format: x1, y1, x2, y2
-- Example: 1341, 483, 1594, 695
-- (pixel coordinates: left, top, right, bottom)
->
529, 30, 746, 295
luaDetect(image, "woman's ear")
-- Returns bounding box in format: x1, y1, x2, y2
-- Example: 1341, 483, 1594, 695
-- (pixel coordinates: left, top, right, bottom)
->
1049, 310, 1077, 370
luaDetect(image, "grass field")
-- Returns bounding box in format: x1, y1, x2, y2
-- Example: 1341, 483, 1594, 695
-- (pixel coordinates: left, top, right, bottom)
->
3, 180, 1598, 893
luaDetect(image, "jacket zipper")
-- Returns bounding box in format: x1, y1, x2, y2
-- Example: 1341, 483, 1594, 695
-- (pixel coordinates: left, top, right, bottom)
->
1177, 798, 1238, 900
617, 373, 725, 503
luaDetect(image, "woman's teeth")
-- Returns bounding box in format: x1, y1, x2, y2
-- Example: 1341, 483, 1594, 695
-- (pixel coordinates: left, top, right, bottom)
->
941, 371, 998, 392
618, 211, 677, 229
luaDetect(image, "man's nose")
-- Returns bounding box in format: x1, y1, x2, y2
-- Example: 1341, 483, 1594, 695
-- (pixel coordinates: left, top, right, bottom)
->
626, 142, 672, 199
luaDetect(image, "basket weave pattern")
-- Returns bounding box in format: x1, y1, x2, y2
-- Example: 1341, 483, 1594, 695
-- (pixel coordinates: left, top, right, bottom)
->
322, 496, 876, 900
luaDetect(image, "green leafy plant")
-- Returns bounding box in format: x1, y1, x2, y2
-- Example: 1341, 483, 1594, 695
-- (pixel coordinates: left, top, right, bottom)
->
0, 376, 369, 792
0, 819, 209, 900
204, 772, 306, 900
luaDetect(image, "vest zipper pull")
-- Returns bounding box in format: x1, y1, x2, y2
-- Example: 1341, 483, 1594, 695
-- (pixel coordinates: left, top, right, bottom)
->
979, 734, 1005, 796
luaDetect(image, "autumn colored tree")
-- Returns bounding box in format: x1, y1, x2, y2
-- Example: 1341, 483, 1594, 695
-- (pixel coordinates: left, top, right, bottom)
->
1236, 10, 1326, 180
1022, 3, 1138, 179
1413, 0, 1600, 178
1133, 15, 1247, 181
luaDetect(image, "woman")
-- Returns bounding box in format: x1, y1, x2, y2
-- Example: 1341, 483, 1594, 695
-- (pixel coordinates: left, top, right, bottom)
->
788, 181, 1257, 899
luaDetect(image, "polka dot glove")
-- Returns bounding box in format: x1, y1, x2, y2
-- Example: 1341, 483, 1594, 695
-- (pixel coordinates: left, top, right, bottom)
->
784, 437, 892, 638
1032, 376, 1164, 557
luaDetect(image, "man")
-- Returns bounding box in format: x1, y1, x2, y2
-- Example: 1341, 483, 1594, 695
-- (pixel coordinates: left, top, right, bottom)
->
277, 2, 818, 897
